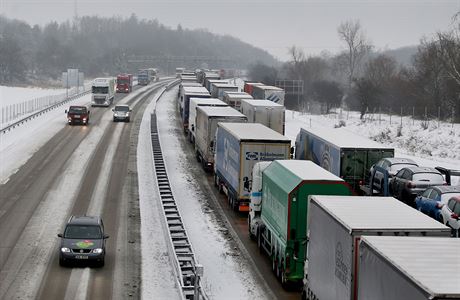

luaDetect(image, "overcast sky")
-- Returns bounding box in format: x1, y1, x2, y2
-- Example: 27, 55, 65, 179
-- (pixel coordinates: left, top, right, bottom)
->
2, 0, 459, 60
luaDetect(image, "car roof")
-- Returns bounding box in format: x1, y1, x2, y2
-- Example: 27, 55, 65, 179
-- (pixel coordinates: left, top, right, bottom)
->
383, 157, 418, 165
402, 166, 441, 174
115, 104, 130, 108
67, 216, 102, 226
69, 105, 87, 109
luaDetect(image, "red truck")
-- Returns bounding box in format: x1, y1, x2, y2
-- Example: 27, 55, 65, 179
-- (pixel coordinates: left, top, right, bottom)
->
116, 73, 133, 93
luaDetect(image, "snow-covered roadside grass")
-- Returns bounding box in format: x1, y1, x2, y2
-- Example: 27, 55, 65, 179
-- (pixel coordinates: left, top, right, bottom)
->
137, 88, 182, 300
0, 86, 69, 107
156, 87, 270, 299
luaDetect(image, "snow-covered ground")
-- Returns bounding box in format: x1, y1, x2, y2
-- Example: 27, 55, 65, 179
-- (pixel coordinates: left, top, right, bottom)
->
1, 83, 460, 298
0, 86, 70, 107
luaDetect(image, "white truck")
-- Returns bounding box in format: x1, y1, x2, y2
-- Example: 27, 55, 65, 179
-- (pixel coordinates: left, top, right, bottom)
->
210, 83, 239, 99
188, 97, 228, 144
358, 236, 460, 300
91, 77, 116, 107
214, 123, 291, 212
251, 85, 285, 105
222, 91, 253, 110
207, 80, 229, 95
240, 99, 285, 135
195, 106, 247, 171
303, 196, 451, 300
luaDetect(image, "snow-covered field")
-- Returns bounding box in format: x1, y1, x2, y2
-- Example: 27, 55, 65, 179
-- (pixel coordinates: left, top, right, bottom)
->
0, 86, 70, 107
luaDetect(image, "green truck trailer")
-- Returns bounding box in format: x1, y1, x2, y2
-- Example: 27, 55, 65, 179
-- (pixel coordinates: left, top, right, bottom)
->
249, 160, 354, 286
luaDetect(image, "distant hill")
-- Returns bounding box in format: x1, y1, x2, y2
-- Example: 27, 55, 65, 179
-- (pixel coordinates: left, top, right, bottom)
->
0, 15, 278, 82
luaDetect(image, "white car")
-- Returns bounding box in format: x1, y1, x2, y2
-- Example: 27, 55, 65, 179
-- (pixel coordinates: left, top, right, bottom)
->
440, 195, 460, 237
112, 105, 131, 122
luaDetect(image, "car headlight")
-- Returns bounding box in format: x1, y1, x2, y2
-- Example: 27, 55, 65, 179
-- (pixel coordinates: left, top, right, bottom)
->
92, 248, 103, 254
61, 247, 71, 253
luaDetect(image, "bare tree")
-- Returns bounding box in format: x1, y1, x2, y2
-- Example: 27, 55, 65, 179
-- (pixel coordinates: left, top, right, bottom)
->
287, 45, 305, 79
337, 20, 372, 90
435, 30, 460, 87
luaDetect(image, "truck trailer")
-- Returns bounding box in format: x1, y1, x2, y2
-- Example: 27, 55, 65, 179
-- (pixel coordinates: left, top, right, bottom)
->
249, 160, 354, 286
116, 73, 133, 93
206, 80, 229, 95
222, 91, 253, 110
243, 82, 264, 95
295, 126, 394, 193
203, 73, 221, 89
240, 99, 285, 135
304, 196, 451, 300
214, 123, 291, 212
358, 236, 460, 300
210, 83, 239, 99
91, 77, 116, 107
195, 106, 247, 171
251, 85, 285, 105
178, 86, 210, 132
188, 98, 228, 143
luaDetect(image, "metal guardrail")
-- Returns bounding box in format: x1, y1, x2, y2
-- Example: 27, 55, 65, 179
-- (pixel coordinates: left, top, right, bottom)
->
150, 109, 207, 300
1, 90, 91, 134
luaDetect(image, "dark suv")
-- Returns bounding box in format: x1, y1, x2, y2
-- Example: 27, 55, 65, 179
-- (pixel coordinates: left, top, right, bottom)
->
58, 216, 109, 267
65, 106, 90, 125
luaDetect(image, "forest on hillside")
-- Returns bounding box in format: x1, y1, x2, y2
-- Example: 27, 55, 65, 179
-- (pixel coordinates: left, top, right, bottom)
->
0, 14, 277, 84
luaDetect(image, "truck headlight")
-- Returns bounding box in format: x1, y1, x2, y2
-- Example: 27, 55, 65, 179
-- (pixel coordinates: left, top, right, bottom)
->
92, 248, 103, 254
61, 247, 70, 253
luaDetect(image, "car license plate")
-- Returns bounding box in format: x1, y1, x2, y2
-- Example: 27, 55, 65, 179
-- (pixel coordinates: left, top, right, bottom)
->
74, 115, 81, 118
75, 255, 88, 259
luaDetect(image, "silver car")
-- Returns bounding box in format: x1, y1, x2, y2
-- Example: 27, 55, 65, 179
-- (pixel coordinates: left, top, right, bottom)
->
112, 105, 131, 122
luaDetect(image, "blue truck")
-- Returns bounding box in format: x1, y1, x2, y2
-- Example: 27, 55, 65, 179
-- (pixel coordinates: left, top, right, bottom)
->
214, 123, 291, 212
295, 126, 394, 193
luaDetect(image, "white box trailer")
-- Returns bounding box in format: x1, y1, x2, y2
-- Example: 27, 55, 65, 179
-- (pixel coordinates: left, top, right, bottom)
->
210, 83, 239, 99
195, 106, 247, 171
222, 91, 253, 110
251, 85, 285, 105
188, 97, 228, 143
205, 78, 226, 92
358, 236, 460, 300
179, 86, 210, 132
240, 99, 285, 135
304, 196, 451, 300
214, 123, 291, 212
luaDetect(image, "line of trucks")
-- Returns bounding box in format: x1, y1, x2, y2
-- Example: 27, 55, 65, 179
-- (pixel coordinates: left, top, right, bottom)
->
174, 70, 460, 299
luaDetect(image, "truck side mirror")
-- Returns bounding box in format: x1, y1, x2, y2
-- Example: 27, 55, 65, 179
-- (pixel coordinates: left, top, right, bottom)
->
65, 110, 67, 114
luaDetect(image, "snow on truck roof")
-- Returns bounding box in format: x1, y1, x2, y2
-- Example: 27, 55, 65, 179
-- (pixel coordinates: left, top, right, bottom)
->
198, 106, 246, 118
361, 236, 460, 297
211, 83, 238, 88
223, 92, 253, 99
311, 196, 450, 232
190, 98, 227, 106
271, 160, 345, 181
299, 126, 394, 150
253, 85, 283, 91
183, 86, 210, 95
218, 123, 290, 142
241, 99, 284, 107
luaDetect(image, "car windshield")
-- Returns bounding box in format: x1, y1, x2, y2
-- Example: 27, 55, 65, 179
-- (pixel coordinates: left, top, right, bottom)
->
69, 107, 86, 114
413, 173, 444, 183
64, 225, 102, 239
115, 106, 129, 112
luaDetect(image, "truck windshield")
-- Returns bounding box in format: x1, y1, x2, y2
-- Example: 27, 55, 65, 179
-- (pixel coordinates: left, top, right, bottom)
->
118, 79, 129, 84
64, 225, 102, 239
92, 86, 108, 94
